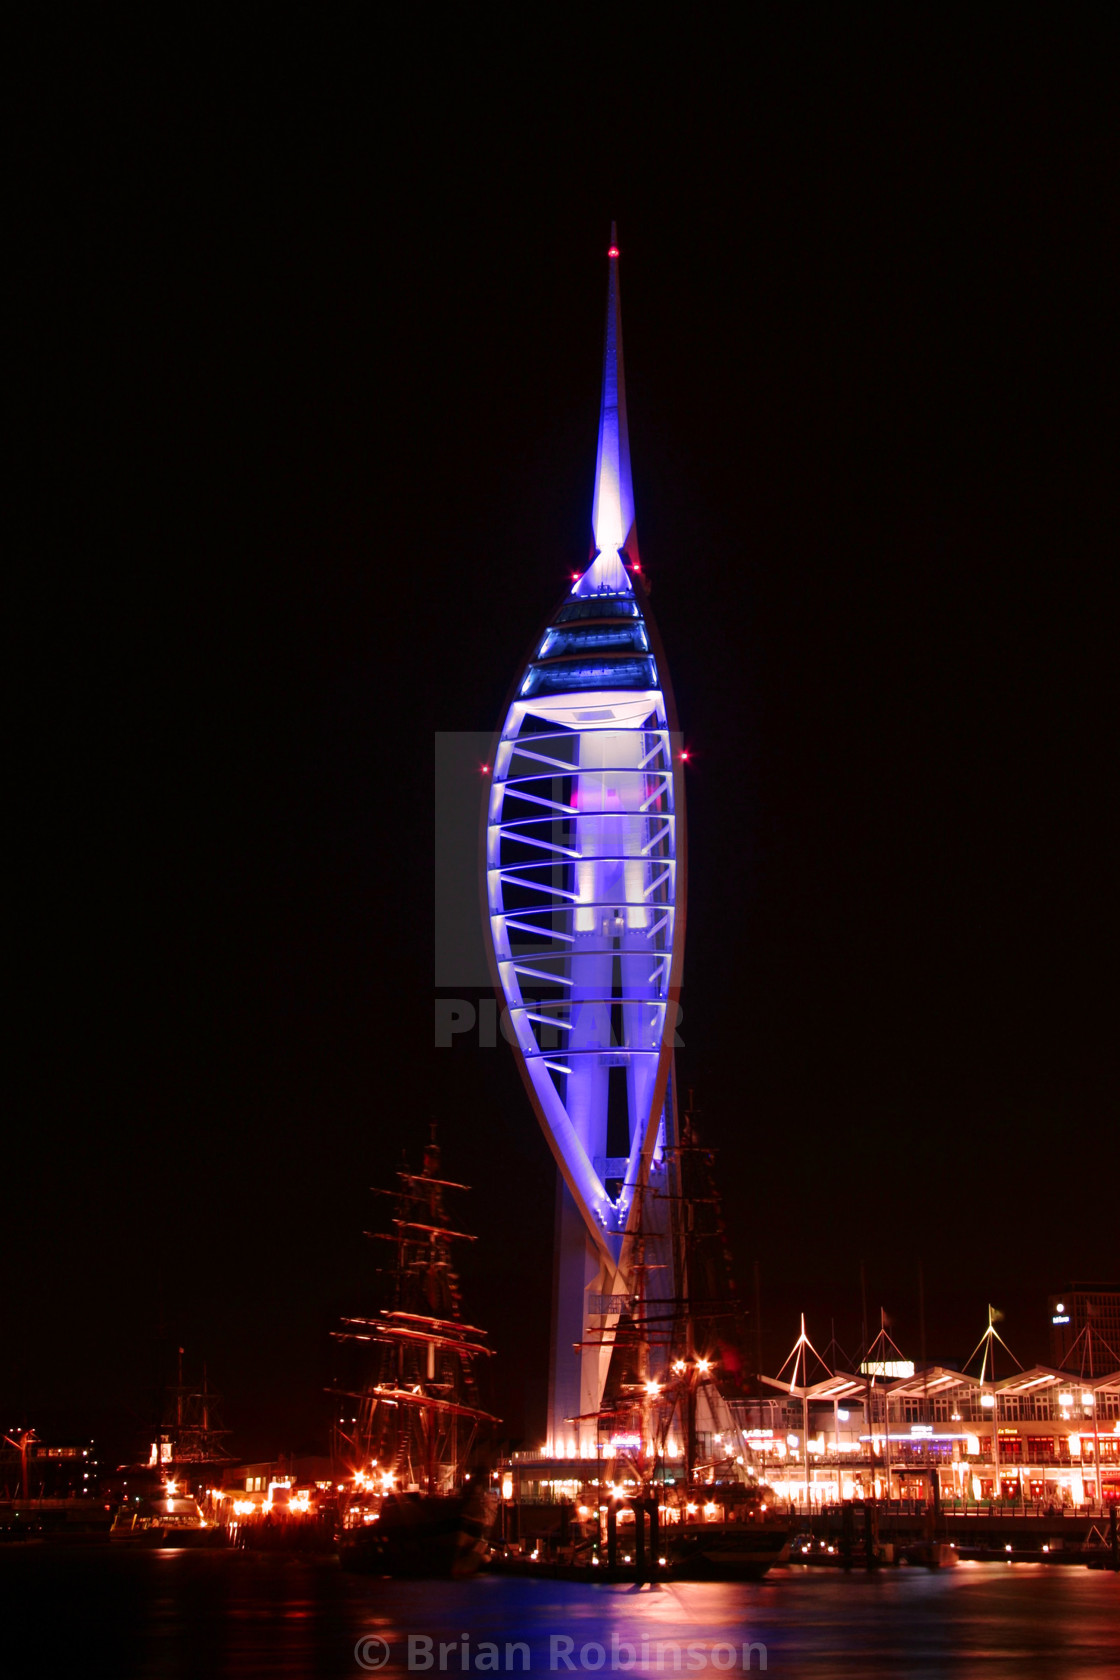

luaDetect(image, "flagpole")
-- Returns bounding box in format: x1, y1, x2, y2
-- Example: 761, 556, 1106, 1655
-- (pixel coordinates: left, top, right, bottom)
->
989, 1308, 1001, 1501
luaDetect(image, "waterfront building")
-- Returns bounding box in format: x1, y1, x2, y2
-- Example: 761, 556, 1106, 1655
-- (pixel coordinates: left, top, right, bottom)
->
0, 1434, 100, 1501
212, 1455, 334, 1524
484, 229, 687, 1457
746, 1360, 1120, 1511
502, 1345, 1120, 1523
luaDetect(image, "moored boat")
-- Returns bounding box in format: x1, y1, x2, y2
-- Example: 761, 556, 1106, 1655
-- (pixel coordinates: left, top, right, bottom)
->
110, 1486, 225, 1546
339, 1483, 495, 1577
665, 1518, 792, 1579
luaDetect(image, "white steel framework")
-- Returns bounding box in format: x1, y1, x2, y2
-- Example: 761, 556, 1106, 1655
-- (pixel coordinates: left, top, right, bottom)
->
484, 231, 687, 1453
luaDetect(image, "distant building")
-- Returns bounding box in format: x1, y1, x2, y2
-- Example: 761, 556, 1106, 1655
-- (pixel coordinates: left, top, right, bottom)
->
212, 1455, 335, 1524
220, 1454, 334, 1500
0, 1435, 99, 1499
1048, 1284, 1120, 1370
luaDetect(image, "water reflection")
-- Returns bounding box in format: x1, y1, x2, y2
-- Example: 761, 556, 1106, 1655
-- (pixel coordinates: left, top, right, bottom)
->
355, 1569, 1117, 1679
1, 1551, 1116, 1679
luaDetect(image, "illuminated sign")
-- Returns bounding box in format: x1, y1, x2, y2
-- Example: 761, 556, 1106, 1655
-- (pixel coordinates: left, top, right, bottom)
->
861, 1433, 970, 1445
1052, 1315, 1070, 1325
860, 1360, 915, 1379
910, 1425, 934, 1437
608, 1434, 641, 1452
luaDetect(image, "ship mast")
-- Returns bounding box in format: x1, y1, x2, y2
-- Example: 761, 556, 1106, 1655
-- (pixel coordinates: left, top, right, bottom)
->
332, 1132, 498, 1493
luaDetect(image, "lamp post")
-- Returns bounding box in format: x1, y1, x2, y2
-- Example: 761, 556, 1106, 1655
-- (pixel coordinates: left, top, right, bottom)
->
3, 1429, 36, 1502
1087, 1389, 1102, 1509
670, 1355, 714, 1506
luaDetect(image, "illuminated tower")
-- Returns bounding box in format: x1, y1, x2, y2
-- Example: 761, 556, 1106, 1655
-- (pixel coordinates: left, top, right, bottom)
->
484, 229, 687, 1455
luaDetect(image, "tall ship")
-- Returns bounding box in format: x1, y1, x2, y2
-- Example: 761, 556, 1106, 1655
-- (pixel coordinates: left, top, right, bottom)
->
331, 1132, 499, 1575
149, 1351, 235, 1482
110, 1352, 232, 1545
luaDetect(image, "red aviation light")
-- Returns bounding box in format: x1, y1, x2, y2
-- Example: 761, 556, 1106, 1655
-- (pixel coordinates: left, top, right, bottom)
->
608, 246, 619, 258
680, 750, 690, 763
481, 764, 491, 775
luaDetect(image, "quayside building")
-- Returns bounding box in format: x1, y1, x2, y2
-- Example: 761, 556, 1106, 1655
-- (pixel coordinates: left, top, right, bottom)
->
506, 1317, 1120, 1519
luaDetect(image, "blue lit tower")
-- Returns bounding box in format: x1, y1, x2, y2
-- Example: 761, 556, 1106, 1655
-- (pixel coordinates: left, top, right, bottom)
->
484, 230, 687, 1456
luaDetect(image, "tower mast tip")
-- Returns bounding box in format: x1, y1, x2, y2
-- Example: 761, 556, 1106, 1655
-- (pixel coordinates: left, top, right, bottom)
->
590, 221, 635, 562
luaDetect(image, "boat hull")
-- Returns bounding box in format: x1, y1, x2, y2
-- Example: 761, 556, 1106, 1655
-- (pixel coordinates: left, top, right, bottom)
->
339, 1489, 495, 1578
665, 1523, 792, 1580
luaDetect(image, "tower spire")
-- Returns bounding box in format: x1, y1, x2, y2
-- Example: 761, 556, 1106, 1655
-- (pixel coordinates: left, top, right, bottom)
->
591, 221, 638, 565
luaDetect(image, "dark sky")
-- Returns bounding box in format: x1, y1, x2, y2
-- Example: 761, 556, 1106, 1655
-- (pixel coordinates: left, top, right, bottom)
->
9, 18, 1118, 1460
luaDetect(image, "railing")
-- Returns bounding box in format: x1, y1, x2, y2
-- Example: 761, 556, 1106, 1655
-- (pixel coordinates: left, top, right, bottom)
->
588, 1293, 636, 1316
776, 1497, 1116, 1520
592, 1158, 631, 1180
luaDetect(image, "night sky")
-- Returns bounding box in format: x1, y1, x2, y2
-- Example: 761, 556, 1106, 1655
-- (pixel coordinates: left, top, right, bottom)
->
9, 18, 1118, 1462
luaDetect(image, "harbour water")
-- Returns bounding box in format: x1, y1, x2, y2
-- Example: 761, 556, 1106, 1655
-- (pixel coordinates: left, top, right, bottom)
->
1, 1549, 1116, 1679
